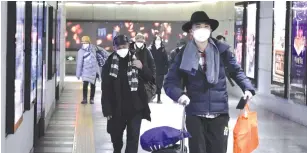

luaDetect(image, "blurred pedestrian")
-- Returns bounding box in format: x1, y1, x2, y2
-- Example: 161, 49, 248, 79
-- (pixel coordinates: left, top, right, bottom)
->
76, 36, 101, 104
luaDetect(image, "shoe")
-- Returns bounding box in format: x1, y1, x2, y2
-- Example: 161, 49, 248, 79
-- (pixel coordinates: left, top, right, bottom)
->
90, 99, 94, 104
81, 99, 87, 104
157, 100, 162, 104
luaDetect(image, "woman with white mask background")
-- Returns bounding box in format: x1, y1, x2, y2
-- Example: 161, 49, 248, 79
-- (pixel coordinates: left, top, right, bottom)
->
76, 36, 102, 104
149, 35, 169, 103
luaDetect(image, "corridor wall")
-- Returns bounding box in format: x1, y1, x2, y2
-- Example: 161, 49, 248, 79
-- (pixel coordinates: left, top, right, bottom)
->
1, 2, 7, 153
1, 1, 67, 153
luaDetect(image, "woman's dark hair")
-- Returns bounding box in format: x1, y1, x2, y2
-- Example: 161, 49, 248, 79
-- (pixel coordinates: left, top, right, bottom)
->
152, 35, 163, 45
216, 35, 226, 41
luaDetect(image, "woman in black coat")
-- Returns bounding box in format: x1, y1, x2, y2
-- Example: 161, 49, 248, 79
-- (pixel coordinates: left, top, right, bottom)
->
149, 35, 169, 103
101, 35, 156, 153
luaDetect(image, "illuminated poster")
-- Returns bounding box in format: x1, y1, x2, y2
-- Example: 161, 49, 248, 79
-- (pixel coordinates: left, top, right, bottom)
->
245, 3, 257, 79
290, 1, 307, 104
272, 1, 286, 83
15, 2, 25, 124
36, 1, 44, 121
234, 5, 244, 65
31, 2, 38, 102
65, 21, 187, 53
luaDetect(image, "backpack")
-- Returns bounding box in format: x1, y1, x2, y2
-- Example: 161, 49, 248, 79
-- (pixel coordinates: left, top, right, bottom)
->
178, 41, 235, 88
95, 46, 109, 67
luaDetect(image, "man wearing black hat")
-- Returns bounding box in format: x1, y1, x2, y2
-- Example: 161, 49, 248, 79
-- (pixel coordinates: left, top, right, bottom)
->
164, 11, 256, 153
101, 34, 155, 153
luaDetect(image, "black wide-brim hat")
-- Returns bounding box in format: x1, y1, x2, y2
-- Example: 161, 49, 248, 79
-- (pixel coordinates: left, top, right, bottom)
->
182, 11, 219, 32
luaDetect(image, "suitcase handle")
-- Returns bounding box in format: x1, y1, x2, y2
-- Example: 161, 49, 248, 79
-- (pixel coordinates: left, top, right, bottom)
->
180, 106, 186, 152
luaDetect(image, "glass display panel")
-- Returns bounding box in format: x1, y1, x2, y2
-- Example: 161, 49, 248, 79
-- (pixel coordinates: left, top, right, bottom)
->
31, 2, 38, 102
56, 6, 61, 84
290, 1, 307, 105
271, 1, 287, 96
36, 1, 44, 121
245, 3, 257, 79
234, 5, 244, 65
15, 1, 25, 124
52, 9, 56, 76
65, 21, 188, 53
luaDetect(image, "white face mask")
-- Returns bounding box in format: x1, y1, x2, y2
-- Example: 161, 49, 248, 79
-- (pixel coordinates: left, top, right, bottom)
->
116, 48, 129, 58
82, 44, 89, 49
155, 40, 161, 44
192, 28, 211, 42
135, 42, 144, 48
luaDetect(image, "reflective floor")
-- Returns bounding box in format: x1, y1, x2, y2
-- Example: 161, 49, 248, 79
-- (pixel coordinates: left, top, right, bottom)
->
34, 78, 307, 153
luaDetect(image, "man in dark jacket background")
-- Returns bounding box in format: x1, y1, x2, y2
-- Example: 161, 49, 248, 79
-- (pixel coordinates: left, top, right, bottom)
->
164, 11, 255, 153
169, 39, 187, 65
101, 34, 156, 153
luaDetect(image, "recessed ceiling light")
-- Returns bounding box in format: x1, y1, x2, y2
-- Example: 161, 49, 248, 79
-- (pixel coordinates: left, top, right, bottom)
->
137, 0, 146, 2
115, 1, 122, 3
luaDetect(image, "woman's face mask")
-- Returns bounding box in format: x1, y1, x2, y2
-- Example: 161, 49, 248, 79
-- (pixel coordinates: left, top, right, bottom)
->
192, 28, 211, 42
82, 43, 89, 49
135, 42, 144, 48
116, 48, 129, 58
155, 39, 161, 48
155, 40, 161, 44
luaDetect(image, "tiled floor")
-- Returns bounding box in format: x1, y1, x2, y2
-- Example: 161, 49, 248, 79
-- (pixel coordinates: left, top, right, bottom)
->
34, 82, 79, 153
34, 80, 307, 153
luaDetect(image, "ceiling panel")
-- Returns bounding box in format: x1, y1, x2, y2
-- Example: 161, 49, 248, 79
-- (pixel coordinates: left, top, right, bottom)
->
66, 1, 201, 4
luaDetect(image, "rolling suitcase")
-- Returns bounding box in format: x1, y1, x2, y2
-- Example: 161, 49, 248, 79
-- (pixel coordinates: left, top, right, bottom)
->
141, 106, 189, 153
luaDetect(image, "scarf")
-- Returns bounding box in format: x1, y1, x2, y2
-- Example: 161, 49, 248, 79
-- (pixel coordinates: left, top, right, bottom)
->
109, 51, 139, 91
179, 39, 220, 84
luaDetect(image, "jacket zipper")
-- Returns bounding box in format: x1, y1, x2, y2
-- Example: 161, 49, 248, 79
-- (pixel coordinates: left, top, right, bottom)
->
208, 88, 211, 116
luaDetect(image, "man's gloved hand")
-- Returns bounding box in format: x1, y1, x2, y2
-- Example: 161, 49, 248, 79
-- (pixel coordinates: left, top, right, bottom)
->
107, 116, 112, 120
243, 90, 253, 100
133, 60, 143, 69
178, 94, 190, 106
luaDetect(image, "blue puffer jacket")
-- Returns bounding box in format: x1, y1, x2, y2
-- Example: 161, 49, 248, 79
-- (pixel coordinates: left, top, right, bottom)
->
163, 39, 255, 115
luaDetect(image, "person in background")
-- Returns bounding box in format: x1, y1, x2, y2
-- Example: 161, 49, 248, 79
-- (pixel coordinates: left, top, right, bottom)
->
169, 39, 187, 65
101, 35, 155, 153
76, 36, 101, 104
164, 11, 255, 153
149, 35, 169, 104
216, 35, 226, 42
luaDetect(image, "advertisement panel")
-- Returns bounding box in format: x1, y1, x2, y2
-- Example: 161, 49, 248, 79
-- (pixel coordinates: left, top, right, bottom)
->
65, 21, 187, 53
272, 1, 286, 83
31, 2, 38, 102
234, 5, 244, 65
245, 3, 257, 79
36, 1, 44, 121
290, 1, 307, 104
15, 1, 25, 124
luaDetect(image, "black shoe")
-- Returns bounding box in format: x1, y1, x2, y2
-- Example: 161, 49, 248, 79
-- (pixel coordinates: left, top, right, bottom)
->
90, 99, 94, 104
81, 99, 87, 104
157, 100, 162, 104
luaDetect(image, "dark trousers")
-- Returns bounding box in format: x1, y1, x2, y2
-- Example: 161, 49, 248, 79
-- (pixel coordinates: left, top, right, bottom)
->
186, 114, 229, 153
83, 81, 96, 100
109, 114, 142, 153
156, 75, 164, 100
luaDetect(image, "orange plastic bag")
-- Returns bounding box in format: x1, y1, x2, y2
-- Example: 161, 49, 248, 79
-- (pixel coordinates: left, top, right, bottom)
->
233, 104, 259, 153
